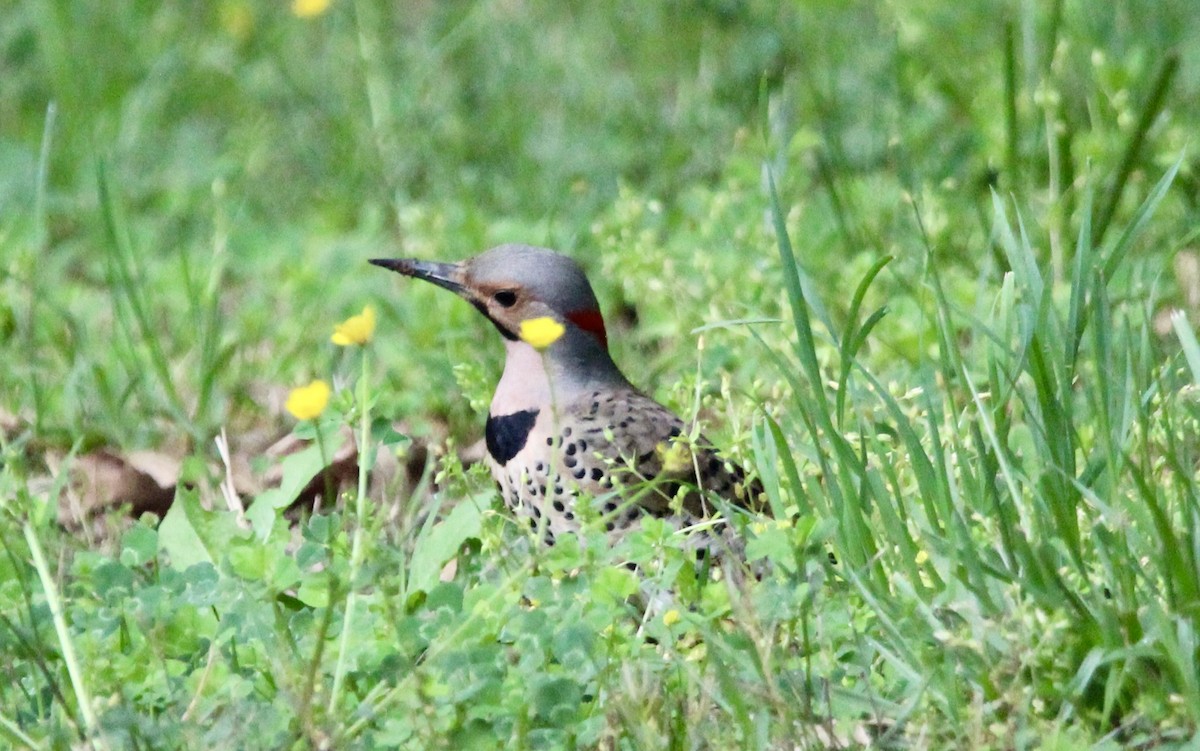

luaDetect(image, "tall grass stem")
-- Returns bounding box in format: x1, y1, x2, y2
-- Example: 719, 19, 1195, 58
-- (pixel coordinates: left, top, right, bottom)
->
328, 348, 373, 715
23, 522, 107, 750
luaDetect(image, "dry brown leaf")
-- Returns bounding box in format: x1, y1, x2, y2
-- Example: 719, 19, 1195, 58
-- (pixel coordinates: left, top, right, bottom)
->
125, 450, 181, 489
61, 449, 179, 525
1176, 249, 1200, 312
0, 406, 21, 439
439, 557, 458, 582
1158, 250, 1200, 336
459, 437, 487, 467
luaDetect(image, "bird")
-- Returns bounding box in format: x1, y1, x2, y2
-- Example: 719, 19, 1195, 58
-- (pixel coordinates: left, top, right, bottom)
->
371, 244, 767, 554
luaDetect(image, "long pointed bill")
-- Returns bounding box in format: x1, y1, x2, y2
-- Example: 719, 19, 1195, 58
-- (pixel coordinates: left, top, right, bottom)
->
370, 258, 467, 296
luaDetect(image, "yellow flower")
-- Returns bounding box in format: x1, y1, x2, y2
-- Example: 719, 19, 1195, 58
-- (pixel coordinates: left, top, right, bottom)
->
286, 380, 331, 421
331, 305, 376, 346
662, 609, 681, 627
292, 0, 330, 18
518, 316, 565, 350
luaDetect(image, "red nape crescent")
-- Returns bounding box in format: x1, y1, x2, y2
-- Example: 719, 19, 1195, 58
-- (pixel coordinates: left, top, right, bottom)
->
566, 309, 608, 348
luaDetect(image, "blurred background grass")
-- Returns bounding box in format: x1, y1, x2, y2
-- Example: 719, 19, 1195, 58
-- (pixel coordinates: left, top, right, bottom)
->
2, 0, 1197, 456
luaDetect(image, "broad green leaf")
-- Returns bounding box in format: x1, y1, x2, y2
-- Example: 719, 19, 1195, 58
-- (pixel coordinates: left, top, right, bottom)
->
246, 429, 344, 540
407, 494, 487, 594
158, 487, 246, 570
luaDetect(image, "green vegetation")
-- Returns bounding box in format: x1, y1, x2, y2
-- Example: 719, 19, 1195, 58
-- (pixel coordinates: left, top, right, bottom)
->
3, 1, 1199, 748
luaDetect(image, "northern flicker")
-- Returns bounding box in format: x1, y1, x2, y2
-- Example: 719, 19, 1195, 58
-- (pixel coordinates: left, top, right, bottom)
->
371, 245, 766, 550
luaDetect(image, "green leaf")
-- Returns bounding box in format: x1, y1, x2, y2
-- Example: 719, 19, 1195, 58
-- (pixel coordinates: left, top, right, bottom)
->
593, 565, 639, 602
119, 522, 158, 567
744, 522, 797, 574
158, 486, 246, 570
531, 676, 582, 723
295, 572, 332, 608
371, 416, 410, 448
1171, 311, 1200, 386
407, 494, 486, 594
246, 429, 344, 541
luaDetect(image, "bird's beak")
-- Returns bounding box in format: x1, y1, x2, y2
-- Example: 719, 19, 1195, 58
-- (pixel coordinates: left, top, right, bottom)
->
370, 258, 468, 297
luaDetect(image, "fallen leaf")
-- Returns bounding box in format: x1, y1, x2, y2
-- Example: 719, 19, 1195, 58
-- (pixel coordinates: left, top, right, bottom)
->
0, 406, 19, 438
61, 449, 179, 525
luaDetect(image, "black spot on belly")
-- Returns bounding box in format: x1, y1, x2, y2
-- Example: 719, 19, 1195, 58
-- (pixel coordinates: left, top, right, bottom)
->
485, 409, 539, 465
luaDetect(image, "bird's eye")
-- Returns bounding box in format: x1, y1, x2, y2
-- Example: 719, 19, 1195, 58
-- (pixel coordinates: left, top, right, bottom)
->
494, 290, 518, 308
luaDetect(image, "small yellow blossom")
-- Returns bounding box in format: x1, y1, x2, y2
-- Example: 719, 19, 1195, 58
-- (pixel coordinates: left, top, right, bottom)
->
915, 550, 929, 565
518, 316, 565, 350
656, 439, 693, 474
292, 0, 330, 18
663, 609, 681, 627
331, 305, 376, 346
286, 380, 331, 421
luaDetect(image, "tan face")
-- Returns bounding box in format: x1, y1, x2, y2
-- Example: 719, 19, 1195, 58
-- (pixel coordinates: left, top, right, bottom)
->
463, 277, 559, 340
371, 244, 609, 349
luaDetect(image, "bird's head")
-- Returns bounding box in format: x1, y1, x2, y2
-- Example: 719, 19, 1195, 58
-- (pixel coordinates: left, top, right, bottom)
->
371, 244, 609, 352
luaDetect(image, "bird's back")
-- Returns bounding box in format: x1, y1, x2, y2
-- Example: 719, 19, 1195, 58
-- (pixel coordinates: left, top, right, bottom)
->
489, 386, 766, 547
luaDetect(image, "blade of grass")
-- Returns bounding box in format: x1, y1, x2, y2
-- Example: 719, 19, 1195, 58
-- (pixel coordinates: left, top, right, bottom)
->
0, 710, 39, 750
95, 158, 195, 440
1003, 19, 1019, 190
1171, 311, 1200, 385
1094, 53, 1180, 247
760, 414, 808, 518
1065, 183, 1094, 372
23, 520, 107, 750
749, 417, 786, 520
28, 101, 57, 435
835, 254, 892, 427
747, 319, 838, 521
191, 180, 234, 437
1101, 155, 1182, 280
329, 347, 375, 715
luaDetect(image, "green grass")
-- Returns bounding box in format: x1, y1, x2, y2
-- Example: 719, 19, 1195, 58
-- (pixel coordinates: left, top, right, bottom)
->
3, 1, 1200, 748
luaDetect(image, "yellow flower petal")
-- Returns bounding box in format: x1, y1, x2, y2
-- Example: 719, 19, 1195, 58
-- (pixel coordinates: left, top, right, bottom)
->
286, 380, 331, 421
662, 609, 681, 627
292, 0, 330, 18
518, 316, 565, 351
331, 305, 376, 346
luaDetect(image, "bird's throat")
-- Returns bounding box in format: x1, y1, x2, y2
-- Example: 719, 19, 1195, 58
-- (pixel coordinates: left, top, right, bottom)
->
491, 340, 555, 416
